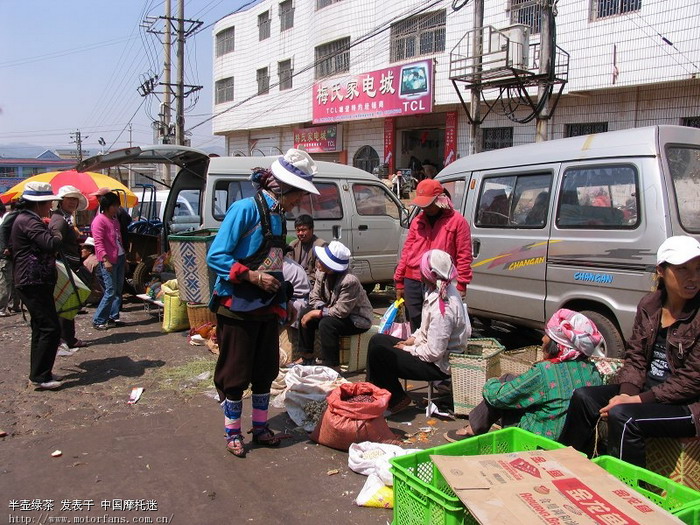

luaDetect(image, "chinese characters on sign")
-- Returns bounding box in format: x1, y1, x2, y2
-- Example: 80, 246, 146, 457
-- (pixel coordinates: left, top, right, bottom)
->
313, 61, 433, 124
383, 118, 395, 174
444, 111, 458, 167
293, 125, 342, 153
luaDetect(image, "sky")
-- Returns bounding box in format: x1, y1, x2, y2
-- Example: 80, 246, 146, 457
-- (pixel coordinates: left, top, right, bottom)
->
0, 0, 253, 156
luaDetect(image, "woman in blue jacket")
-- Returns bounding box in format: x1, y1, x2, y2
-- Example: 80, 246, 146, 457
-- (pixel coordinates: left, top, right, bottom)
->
207, 149, 319, 458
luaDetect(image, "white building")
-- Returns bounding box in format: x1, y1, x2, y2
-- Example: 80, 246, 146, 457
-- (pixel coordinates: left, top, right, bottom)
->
211, 0, 700, 175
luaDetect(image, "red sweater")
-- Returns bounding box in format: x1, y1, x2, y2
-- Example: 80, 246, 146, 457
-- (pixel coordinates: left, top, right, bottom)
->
394, 208, 473, 292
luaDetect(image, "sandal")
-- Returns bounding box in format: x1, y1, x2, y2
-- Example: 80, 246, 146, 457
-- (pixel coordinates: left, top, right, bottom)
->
226, 434, 246, 458
444, 425, 475, 443
248, 425, 290, 447
72, 339, 89, 348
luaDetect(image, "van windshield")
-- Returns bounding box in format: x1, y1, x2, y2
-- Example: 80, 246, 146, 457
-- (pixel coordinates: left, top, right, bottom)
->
667, 145, 700, 233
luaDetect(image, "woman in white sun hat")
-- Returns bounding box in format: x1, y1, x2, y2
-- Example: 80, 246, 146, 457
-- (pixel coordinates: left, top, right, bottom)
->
9, 181, 64, 390
560, 235, 700, 468
50, 185, 90, 353
297, 240, 374, 368
207, 148, 319, 458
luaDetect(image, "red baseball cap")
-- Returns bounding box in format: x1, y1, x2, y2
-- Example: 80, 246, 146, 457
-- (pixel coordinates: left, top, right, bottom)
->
412, 179, 444, 208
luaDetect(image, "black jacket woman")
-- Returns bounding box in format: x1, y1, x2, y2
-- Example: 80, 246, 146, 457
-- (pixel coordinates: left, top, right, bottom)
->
559, 235, 700, 467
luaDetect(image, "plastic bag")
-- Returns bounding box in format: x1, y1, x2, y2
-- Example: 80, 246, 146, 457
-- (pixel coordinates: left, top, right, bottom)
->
348, 441, 421, 486
275, 365, 347, 431
355, 473, 394, 508
378, 298, 404, 334
310, 382, 398, 451
162, 279, 189, 332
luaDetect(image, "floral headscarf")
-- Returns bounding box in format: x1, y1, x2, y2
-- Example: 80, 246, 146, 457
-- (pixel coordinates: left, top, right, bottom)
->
545, 309, 603, 363
420, 249, 457, 315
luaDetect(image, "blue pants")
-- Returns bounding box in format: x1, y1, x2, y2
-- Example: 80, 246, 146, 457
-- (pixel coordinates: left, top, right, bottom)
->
93, 254, 125, 325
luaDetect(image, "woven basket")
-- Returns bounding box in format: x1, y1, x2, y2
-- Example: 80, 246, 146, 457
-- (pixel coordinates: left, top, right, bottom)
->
186, 302, 217, 328
450, 338, 505, 415
500, 345, 544, 376
168, 229, 218, 304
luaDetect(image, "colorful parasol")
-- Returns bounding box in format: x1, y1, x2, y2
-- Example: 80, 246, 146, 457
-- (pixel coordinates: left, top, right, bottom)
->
0, 170, 138, 210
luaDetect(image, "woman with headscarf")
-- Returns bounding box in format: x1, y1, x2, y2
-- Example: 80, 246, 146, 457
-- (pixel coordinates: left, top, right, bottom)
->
560, 236, 700, 468
445, 309, 604, 442
9, 182, 63, 389
394, 179, 472, 331
367, 249, 471, 415
207, 148, 319, 458
49, 185, 90, 352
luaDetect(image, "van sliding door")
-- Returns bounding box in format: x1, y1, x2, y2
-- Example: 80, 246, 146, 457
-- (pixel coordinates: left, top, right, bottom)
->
465, 169, 555, 325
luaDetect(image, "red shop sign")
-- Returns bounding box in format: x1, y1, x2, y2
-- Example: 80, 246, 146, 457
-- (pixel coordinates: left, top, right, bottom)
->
312, 60, 433, 124
293, 125, 342, 153
443, 111, 458, 166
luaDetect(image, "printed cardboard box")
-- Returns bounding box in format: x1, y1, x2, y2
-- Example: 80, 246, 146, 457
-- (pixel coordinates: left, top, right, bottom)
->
430, 447, 683, 525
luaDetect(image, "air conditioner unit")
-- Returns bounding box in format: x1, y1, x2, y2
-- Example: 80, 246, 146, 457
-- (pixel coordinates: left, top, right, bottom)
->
486, 24, 530, 71
505, 24, 530, 70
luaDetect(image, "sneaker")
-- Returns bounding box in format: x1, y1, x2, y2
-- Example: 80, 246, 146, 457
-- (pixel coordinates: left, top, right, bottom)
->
56, 343, 76, 357
107, 319, 125, 328
31, 379, 62, 390
93, 323, 108, 331
0, 310, 9, 317
71, 339, 89, 348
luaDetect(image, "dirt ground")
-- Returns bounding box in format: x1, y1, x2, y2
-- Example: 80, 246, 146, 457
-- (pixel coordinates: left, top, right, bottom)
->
0, 291, 541, 524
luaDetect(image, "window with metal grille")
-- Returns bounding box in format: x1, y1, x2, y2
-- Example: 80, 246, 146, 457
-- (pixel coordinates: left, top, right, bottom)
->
353, 145, 380, 174
257, 67, 270, 95
278, 60, 293, 90
258, 10, 271, 41
280, 0, 294, 31
591, 0, 641, 20
215, 27, 235, 57
483, 127, 514, 151
215, 77, 234, 104
509, 0, 541, 34
390, 10, 446, 63
317, 0, 342, 9
565, 122, 608, 137
315, 37, 350, 79
682, 116, 700, 129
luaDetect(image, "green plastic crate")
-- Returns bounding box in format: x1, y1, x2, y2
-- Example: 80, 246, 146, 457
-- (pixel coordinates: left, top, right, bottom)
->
592, 455, 700, 524
389, 427, 565, 525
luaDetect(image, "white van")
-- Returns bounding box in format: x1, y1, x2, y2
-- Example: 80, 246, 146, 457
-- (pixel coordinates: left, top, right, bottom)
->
78, 147, 410, 291
436, 125, 700, 356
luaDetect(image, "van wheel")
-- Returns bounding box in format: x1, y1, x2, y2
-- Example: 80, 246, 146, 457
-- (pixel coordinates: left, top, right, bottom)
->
132, 256, 157, 295
579, 310, 624, 358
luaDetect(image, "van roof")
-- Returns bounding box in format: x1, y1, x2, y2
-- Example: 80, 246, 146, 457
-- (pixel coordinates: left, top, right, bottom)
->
208, 156, 377, 181
438, 125, 700, 177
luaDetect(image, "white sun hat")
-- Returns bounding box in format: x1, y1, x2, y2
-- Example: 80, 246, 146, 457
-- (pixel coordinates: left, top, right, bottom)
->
270, 148, 320, 195
56, 185, 88, 211
314, 241, 351, 272
82, 237, 95, 248
22, 181, 60, 202
657, 236, 700, 266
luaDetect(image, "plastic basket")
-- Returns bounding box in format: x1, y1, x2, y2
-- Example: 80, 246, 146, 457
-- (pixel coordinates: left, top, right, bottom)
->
499, 345, 543, 376
186, 302, 217, 328
592, 455, 700, 523
449, 338, 505, 415
168, 228, 218, 304
390, 427, 565, 525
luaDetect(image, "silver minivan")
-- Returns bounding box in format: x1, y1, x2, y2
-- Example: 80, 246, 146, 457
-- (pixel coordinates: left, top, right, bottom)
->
78, 146, 410, 292
436, 125, 700, 356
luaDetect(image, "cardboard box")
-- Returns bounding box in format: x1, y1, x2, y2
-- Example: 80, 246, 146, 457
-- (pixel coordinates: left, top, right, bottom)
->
430, 447, 683, 525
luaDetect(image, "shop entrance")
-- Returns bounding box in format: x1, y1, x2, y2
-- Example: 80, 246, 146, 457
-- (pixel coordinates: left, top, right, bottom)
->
397, 127, 443, 180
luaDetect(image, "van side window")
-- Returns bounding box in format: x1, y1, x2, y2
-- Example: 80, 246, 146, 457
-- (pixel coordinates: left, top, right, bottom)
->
475, 174, 552, 228
287, 183, 343, 220
213, 180, 257, 220
666, 145, 700, 233
556, 165, 638, 229
352, 184, 401, 219
441, 179, 466, 211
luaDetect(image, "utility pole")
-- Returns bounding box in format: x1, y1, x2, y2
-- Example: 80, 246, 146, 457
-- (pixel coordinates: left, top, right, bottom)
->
70, 129, 87, 162
535, 1, 553, 142
470, 0, 484, 154
175, 0, 186, 146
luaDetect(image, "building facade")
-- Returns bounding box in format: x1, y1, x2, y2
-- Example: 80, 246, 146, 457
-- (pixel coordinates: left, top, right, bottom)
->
211, 0, 700, 175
